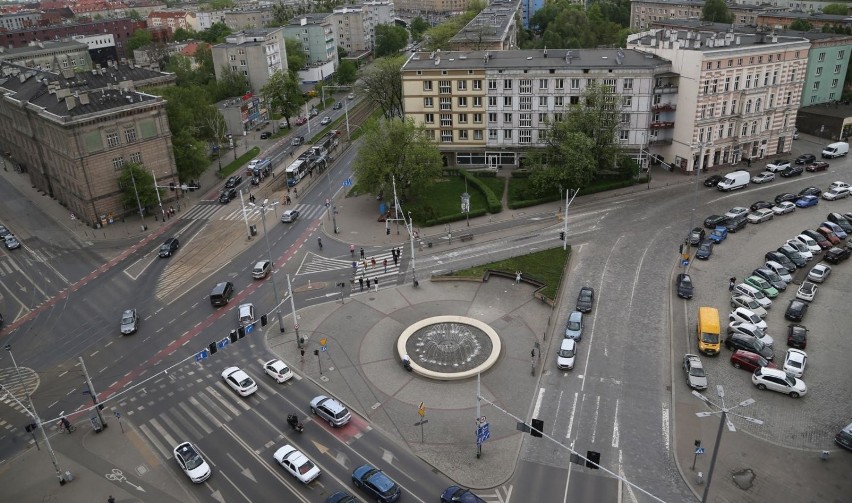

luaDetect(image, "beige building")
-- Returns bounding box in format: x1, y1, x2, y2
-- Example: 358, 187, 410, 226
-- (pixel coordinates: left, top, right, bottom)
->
212, 28, 289, 94
146, 10, 199, 33
0, 61, 178, 228
629, 0, 786, 31
401, 48, 672, 168
0, 40, 93, 72
223, 8, 275, 31
628, 28, 810, 172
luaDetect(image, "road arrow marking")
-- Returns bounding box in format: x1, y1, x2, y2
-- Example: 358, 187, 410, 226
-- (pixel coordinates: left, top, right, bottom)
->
312, 439, 331, 455
126, 480, 146, 492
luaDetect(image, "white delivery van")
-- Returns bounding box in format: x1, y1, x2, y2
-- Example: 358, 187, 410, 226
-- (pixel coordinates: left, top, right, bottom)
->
822, 142, 849, 158
716, 170, 750, 191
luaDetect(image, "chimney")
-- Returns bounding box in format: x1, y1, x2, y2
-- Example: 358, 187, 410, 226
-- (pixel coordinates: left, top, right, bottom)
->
65, 95, 76, 110
79, 93, 90, 105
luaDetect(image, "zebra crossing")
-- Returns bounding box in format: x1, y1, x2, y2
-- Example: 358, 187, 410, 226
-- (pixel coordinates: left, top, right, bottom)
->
180, 202, 326, 223
0, 247, 69, 278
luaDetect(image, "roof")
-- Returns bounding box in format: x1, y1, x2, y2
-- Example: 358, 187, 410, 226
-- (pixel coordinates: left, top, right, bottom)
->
629, 28, 811, 52
449, 0, 518, 44
288, 13, 334, 25
403, 48, 671, 71
0, 40, 88, 57
649, 20, 852, 43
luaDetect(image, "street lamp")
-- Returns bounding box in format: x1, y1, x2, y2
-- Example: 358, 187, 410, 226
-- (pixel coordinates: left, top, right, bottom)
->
687, 141, 713, 252
692, 386, 763, 503
461, 179, 470, 227
250, 199, 287, 343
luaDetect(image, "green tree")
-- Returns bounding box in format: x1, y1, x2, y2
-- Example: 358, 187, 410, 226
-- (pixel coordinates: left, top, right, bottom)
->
410, 17, 429, 42
285, 38, 306, 76
214, 67, 250, 101
823, 3, 849, 15
527, 129, 597, 197
171, 130, 210, 182
337, 45, 348, 59
353, 118, 443, 199
789, 19, 813, 31
564, 82, 624, 175
375, 25, 409, 57
118, 163, 161, 210
261, 69, 305, 128
359, 56, 404, 120
336, 59, 357, 84
196, 43, 215, 79
198, 22, 232, 44
126, 29, 153, 55
173, 27, 195, 42
702, 0, 734, 23
128, 9, 141, 21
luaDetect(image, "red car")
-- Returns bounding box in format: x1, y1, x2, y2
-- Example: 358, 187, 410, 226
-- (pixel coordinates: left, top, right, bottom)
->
294, 116, 307, 126
817, 227, 841, 245
730, 350, 777, 372
805, 161, 829, 172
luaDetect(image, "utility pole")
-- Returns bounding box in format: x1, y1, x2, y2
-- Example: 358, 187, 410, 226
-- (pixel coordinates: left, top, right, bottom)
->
254, 199, 286, 340
0, 384, 66, 484
128, 170, 145, 224
238, 190, 253, 240
79, 356, 107, 430
287, 274, 302, 349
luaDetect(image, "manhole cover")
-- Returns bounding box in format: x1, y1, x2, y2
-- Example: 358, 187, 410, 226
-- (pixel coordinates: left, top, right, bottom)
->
731, 468, 755, 490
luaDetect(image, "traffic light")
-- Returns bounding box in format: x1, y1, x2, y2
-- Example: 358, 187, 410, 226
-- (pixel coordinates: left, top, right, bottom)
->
229, 329, 238, 343
679, 244, 684, 254
530, 418, 544, 437
169, 182, 175, 191
208, 342, 217, 355
260, 314, 268, 327
313, 349, 319, 356
25, 423, 38, 433
386, 227, 391, 235
586, 450, 600, 469
559, 231, 565, 241
238, 326, 246, 338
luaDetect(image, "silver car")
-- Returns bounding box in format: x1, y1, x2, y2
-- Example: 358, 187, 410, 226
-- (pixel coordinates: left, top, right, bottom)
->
120, 309, 138, 335
310, 395, 351, 427
564, 311, 584, 340
683, 354, 708, 390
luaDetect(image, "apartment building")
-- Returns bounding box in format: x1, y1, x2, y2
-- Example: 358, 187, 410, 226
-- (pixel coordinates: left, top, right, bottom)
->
401, 48, 672, 169
757, 10, 852, 30
629, 0, 785, 31
363, 1, 396, 51
283, 14, 338, 83
146, 10, 198, 34
731, 0, 847, 13
448, 0, 519, 51
627, 28, 810, 172
333, 1, 395, 53
0, 61, 178, 228
212, 28, 288, 94
223, 8, 275, 31
0, 18, 146, 59
195, 10, 227, 30
0, 9, 41, 31
0, 40, 93, 72
392, 0, 468, 13
521, 0, 545, 28
72, 33, 118, 67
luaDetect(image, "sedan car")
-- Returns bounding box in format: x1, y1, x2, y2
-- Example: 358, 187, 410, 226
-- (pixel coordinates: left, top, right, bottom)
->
805, 161, 830, 172
725, 217, 747, 233
703, 214, 727, 228
807, 263, 831, 283
333, 102, 343, 110
796, 281, 818, 302
794, 195, 819, 208
264, 358, 293, 383
441, 486, 487, 503
802, 229, 832, 249
724, 207, 749, 219
746, 208, 774, 224
320, 116, 332, 125
695, 240, 713, 259
252, 260, 272, 279
783, 348, 807, 378
219, 187, 237, 203
730, 350, 776, 372
556, 338, 577, 370
749, 200, 774, 211
676, 273, 694, 299
729, 307, 767, 330
725, 332, 774, 360
825, 246, 851, 264
827, 212, 852, 233
774, 192, 798, 204
750, 172, 775, 184
683, 354, 708, 391
0, 225, 10, 238
780, 165, 804, 177
765, 251, 797, 273
294, 116, 307, 126
829, 180, 850, 190
766, 160, 791, 172
784, 239, 813, 261
776, 244, 806, 268
798, 186, 822, 197
575, 286, 594, 312
835, 423, 852, 451
704, 175, 723, 187
821, 221, 848, 239
752, 367, 806, 398
784, 299, 809, 321
221, 366, 258, 396
730, 295, 767, 318
225, 174, 242, 188
771, 201, 796, 215
274, 444, 321, 483
787, 324, 808, 349
565, 311, 584, 340
238, 303, 255, 326
120, 308, 139, 335
688, 227, 705, 245
4, 235, 20, 250
281, 209, 300, 223
728, 321, 774, 347
326, 492, 358, 503
795, 153, 816, 164
352, 464, 401, 503
816, 226, 841, 245
822, 187, 850, 201
173, 442, 211, 483
310, 395, 352, 427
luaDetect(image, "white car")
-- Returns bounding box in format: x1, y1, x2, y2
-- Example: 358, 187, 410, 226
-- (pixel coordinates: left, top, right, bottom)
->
828, 180, 850, 190
247, 159, 260, 170
730, 295, 767, 318
752, 367, 806, 397
783, 348, 808, 378
263, 358, 293, 383
807, 263, 832, 283
822, 187, 850, 200
751, 172, 775, 184
746, 208, 774, 224
273, 444, 321, 483
796, 281, 818, 302
765, 160, 791, 172
238, 303, 255, 326
729, 307, 768, 330
173, 442, 212, 483
725, 207, 749, 219
320, 116, 332, 125
221, 366, 258, 396
556, 338, 577, 370
785, 240, 813, 261
771, 201, 796, 215
728, 321, 773, 347
794, 234, 821, 254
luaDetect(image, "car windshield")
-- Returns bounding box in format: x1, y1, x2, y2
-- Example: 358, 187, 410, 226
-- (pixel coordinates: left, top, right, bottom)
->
185, 451, 203, 470
567, 321, 581, 330
784, 376, 797, 387
787, 359, 802, 369
558, 348, 575, 358
681, 277, 692, 287
121, 314, 134, 324
298, 460, 316, 474
700, 332, 718, 344
689, 366, 705, 377
160, 244, 170, 251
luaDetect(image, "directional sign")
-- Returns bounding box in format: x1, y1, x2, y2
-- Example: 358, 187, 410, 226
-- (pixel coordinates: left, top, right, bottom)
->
321, 345, 328, 352
695, 446, 705, 454
681, 258, 689, 266
217, 338, 230, 349
245, 323, 255, 334
319, 338, 327, 346
196, 350, 209, 362
476, 422, 491, 445
343, 178, 353, 187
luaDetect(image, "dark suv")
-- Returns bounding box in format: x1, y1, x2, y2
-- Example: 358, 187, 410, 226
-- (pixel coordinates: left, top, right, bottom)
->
765, 251, 796, 272
825, 246, 851, 264
225, 174, 242, 188
724, 332, 774, 360
776, 244, 806, 268
219, 187, 237, 203
159, 237, 179, 258
688, 227, 705, 245
725, 216, 747, 233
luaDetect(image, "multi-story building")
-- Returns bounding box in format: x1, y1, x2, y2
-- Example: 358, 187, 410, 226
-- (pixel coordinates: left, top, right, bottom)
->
362, 1, 396, 50
0, 40, 93, 72
0, 18, 146, 59
134, 40, 208, 69
212, 28, 288, 94
72, 33, 119, 68
521, 0, 544, 29
731, 0, 846, 13
393, 0, 468, 13
757, 10, 852, 30
401, 48, 672, 169
630, 0, 786, 31
0, 61, 178, 228
448, 0, 519, 51
284, 14, 338, 83
223, 8, 275, 31
146, 10, 198, 34
333, 1, 395, 54
627, 28, 810, 172
195, 9, 227, 30
0, 9, 41, 31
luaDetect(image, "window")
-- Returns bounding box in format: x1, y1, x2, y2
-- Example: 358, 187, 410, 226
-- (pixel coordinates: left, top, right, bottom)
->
488, 129, 498, 139
459, 130, 468, 140
458, 96, 468, 107
721, 100, 727, 116
474, 130, 483, 140
539, 79, 548, 90
539, 96, 548, 107
745, 75, 752, 89
240, 60, 246, 66
763, 72, 769, 86
554, 112, 563, 122
106, 132, 120, 148
503, 129, 513, 140
458, 113, 468, 124
440, 114, 452, 126
835, 64, 842, 74
734, 76, 740, 90
457, 80, 467, 91
790, 69, 796, 82
702, 80, 709, 95
488, 112, 497, 123
839, 50, 846, 59
772, 70, 778, 84
538, 113, 548, 122
230, 54, 236, 61
423, 81, 433, 91
706, 62, 712, 70
473, 96, 482, 107
700, 104, 707, 118
519, 113, 532, 128
727, 123, 734, 137
603, 79, 616, 92
741, 123, 748, 136
440, 97, 451, 110
623, 78, 633, 91
124, 128, 137, 143
488, 96, 497, 107
623, 96, 632, 107
556, 78, 565, 90
503, 113, 513, 122
619, 130, 629, 141
830, 92, 836, 100
730, 99, 737, 114
711, 78, 717, 93
813, 81, 820, 91
818, 52, 826, 62
785, 92, 792, 105
503, 79, 512, 90
425, 113, 434, 124
424, 97, 434, 108
764, 117, 771, 130
519, 96, 532, 110
755, 98, 761, 112
426, 130, 435, 140
745, 100, 752, 113
112, 157, 124, 170
440, 130, 452, 142
488, 79, 497, 90
570, 78, 579, 90
832, 78, 839, 88
519, 130, 532, 144
439, 80, 451, 93
130, 152, 142, 164
473, 113, 482, 123
718, 124, 724, 139
621, 113, 630, 124
769, 94, 774, 108
570, 96, 580, 105
519, 79, 532, 94
554, 96, 564, 107
751, 122, 758, 135
503, 96, 513, 107
810, 95, 817, 104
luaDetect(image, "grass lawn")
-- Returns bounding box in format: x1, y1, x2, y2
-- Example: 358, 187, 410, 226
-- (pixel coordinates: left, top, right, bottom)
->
478, 176, 506, 201
444, 246, 570, 300
407, 176, 490, 223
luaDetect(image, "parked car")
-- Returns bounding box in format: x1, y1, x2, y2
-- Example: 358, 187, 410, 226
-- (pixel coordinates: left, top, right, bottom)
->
787, 324, 808, 349
310, 395, 352, 427
783, 348, 807, 378
564, 311, 584, 340
260, 131, 272, 139
724, 207, 749, 219
730, 350, 776, 372
750, 200, 774, 211
794, 195, 819, 208
730, 295, 767, 318
750, 172, 775, 184
764, 260, 793, 283
729, 307, 767, 330
766, 160, 791, 172
801, 229, 832, 249
835, 422, 852, 451
784, 240, 813, 261
793, 234, 821, 254
724, 332, 774, 360
728, 321, 773, 347
774, 192, 799, 204
821, 221, 847, 239
765, 251, 796, 272
709, 226, 728, 243
704, 175, 723, 187
816, 226, 841, 245
752, 367, 806, 397
807, 263, 832, 283
0, 225, 10, 238
747, 208, 774, 224
221, 366, 258, 396
158, 237, 180, 258
822, 187, 850, 201
703, 215, 727, 228
351, 464, 401, 503
824, 246, 851, 264
309, 108, 319, 117
784, 299, 809, 321
771, 201, 796, 215
696, 240, 713, 259
744, 275, 779, 298
575, 286, 594, 312
795, 153, 816, 164
676, 273, 694, 299
799, 186, 823, 197
827, 212, 852, 233
120, 308, 139, 335
829, 180, 850, 190
724, 217, 747, 233
796, 281, 818, 302
556, 338, 577, 370
776, 244, 807, 268
688, 227, 705, 245
683, 354, 708, 390
805, 161, 830, 172
780, 165, 804, 177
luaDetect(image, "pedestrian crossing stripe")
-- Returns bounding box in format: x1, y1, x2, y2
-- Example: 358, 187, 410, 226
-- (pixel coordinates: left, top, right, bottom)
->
180, 203, 325, 222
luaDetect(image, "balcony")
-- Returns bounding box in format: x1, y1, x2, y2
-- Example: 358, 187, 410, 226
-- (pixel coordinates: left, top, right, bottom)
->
651, 103, 676, 112
653, 84, 678, 94
649, 137, 673, 145
650, 121, 675, 129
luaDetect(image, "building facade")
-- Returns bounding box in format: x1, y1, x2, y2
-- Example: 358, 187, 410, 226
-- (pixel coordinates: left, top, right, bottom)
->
284, 14, 338, 83
212, 28, 288, 94
796, 32, 852, 106
195, 10, 227, 30
401, 48, 672, 169
448, 0, 519, 51
0, 18, 146, 59
0, 40, 93, 72
627, 28, 810, 172
72, 33, 119, 68
332, 6, 369, 53
0, 10, 42, 31
521, 0, 544, 29
146, 10, 198, 33
223, 8, 275, 31
362, 1, 396, 51
392, 0, 468, 13
630, 0, 786, 31
0, 61, 178, 228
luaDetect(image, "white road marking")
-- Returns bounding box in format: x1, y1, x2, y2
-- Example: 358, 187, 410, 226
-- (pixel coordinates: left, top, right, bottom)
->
565, 392, 578, 439
619, 449, 639, 503
551, 390, 564, 436
611, 399, 620, 448
661, 406, 670, 453
590, 395, 600, 444
531, 387, 545, 419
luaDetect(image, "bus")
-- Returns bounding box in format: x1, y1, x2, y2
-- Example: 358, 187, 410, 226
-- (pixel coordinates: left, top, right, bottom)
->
697, 307, 721, 356
285, 158, 309, 187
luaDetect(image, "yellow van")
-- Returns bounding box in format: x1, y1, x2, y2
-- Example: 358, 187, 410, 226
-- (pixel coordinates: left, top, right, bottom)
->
697, 307, 721, 356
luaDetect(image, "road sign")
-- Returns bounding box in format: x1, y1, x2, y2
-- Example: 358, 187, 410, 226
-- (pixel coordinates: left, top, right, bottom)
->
476, 422, 491, 445
196, 350, 208, 361
245, 323, 254, 334
681, 258, 689, 266
294, 323, 300, 330
414, 420, 428, 426
418, 402, 426, 417
695, 446, 705, 454
319, 338, 327, 346
321, 345, 327, 352
114, 411, 121, 419
343, 178, 353, 187
217, 338, 229, 349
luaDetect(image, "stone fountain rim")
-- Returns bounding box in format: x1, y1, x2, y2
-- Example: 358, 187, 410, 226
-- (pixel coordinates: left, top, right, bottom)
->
397, 315, 501, 381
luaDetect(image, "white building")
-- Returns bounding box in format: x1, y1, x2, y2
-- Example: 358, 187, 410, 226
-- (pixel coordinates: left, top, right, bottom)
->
212, 28, 289, 94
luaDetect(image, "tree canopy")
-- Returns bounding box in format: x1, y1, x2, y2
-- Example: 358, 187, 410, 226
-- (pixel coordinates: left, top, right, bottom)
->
126, 29, 153, 55
285, 38, 306, 75
118, 163, 161, 209
702, 0, 734, 24
261, 69, 305, 128
823, 3, 849, 15
375, 25, 409, 57
359, 56, 405, 120
198, 22, 232, 44
423, 0, 486, 50
789, 19, 813, 31
526, 0, 630, 49
410, 17, 429, 42
335, 59, 357, 85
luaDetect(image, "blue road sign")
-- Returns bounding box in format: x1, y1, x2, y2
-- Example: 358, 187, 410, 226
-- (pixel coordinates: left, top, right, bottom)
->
196, 350, 209, 361
343, 178, 353, 187
681, 258, 690, 266
217, 338, 230, 349
245, 323, 255, 334
321, 345, 328, 352
114, 411, 121, 419
695, 446, 705, 454
476, 422, 491, 445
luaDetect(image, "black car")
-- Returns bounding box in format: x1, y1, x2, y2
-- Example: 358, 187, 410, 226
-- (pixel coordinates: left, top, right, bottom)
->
824, 246, 851, 264
576, 286, 594, 313
787, 324, 808, 349
441, 486, 486, 503
795, 153, 816, 165
326, 492, 357, 503
696, 240, 713, 259
724, 332, 774, 360
774, 193, 798, 204
753, 268, 787, 291
776, 245, 807, 268
260, 131, 272, 139
827, 212, 852, 233
225, 174, 243, 188
158, 237, 179, 258
704, 175, 723, 187
765, 251, 796, 272
750, 201, 773, 211
219, 187, 237, 203
780, 165, 804, 177
785, 299, 808, 321
676, 273, 694, 299
688, 227, 705, 245
724, 216, 747, 233
333, 102, 343, 110
703, 215, 727, 229
798, 186, 822, 197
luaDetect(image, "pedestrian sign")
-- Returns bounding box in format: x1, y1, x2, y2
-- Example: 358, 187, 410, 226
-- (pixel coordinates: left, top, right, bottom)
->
196, 350, 209, 361
245, 323, 254, 334
695, 446, 705, 454
321, 345, 327, 352
343, 178, 353, 187
418, 402, 426, 417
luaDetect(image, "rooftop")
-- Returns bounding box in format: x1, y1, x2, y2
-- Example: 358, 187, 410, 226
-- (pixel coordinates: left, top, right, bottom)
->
628, 28, 811, 51
650, 19, 852, 43
449, 0, 519, 44
0, 40, 88, 57
403, 48, 671, 71
288, 13, 334, 26
220, 29, 281, 46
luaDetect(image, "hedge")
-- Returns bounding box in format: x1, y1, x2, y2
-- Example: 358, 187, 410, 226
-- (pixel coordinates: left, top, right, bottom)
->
424, 208, 488, 226
459, 170, 502, 214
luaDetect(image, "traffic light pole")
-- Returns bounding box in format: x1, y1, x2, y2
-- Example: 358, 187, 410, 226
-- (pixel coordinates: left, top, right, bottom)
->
563, 188, 579, 250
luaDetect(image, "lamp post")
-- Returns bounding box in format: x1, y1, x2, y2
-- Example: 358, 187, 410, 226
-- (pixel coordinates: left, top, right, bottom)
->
688, 142, 713, 250
692, 387, 763, 503
4, 344, 33, 411
461, 178, 470, 227
151, 170, 165, 221
250, 199, 287, 341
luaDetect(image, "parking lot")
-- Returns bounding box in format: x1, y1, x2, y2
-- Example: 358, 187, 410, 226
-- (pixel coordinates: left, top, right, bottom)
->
681, 145, 852, 450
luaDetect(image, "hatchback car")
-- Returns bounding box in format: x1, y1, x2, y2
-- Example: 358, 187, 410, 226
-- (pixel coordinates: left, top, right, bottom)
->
746, 209, 773, 224
683, 354, 708, 390
703, 214, 727, 228
320, 116, 332, 125
0, 225, 10, 238
784, 299, 808, 321
274, 444, 321, 483
821, 221, 848, 239
730, 350, 776, 372
728, 321, 773, 347
225, 175, 242, 188
752, 268, 786, 291
765, 251, 796, 272
795, 153, 816, 164
829, 180, 850, 190
252, 260, 272, 279
695, 240, 713, 259
730, 295, 767, 318
238, 303, 255, 326
816, 226, 841, 245
294, 116, 307, 125
764, 260, 793, 283
264, 358, 293, 383
704, 175, 723, 187
776, 245, 806, 268
556, 338, 577, 370
326, 492, 358, 503
827, 212, 852, 232
333, 102, 343, 110
798, 186, 822, 197
291, 135, 305, 146
744, 275, 779, 298
441, 486, 486, 503
824, 246, 851, 264
766, 160, 791, 172
793, 234, 821, 254
724, 332, 774, 360
802, 229, 832, 249
260, 131, 272, 139
729, 307, 767, 330
120, 308, 139, 335
822, 187, 850, 201
805, 161, 829, 172
708, 226, 728, 243
752, 367, 806, 398
724, 207, 749, 219
173, 442, 212, 483
796, 281, 817, 302
774, 192, 799, 204
281, 209, 300, 223
676, 273, 694, 299
787, 324, 808, 349
784, 239, 813, 261
564, 311, 584, 340
750, 172, 775, 184
794, 195, 819, 208
4, 235, 20, 250
688, 227, 705, 245
783, 348, 807, 378
310, 395, 352, 427
771, 201, 796, 215
158, 237, 179, 257
575, 286, 594, 312
352, 464, 401, 503
724, 217, 747, 232
749, 200, 774, 211
222, 367, 258, 396
780, 165, 804, 177
807, 263, 831, 283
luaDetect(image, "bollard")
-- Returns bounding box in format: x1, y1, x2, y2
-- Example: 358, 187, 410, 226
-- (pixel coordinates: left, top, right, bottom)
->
821, 450, 829, 460
696, 471, 704, 485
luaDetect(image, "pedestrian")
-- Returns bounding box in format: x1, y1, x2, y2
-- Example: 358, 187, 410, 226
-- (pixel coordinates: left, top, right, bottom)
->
374, 277, 379, 291
287, 187, 291, 195
362, 259, 367, 272
383, 258, 388, 273
350, 244, 355, 257
393, 254, 398, 266
170, 206, 175, 215
515, 271, 522, 284
360, 247, 365, 259
352, 261, 357, 274
747, 158, 752, 167
287, 196, 291, 205
729, 277, 736, 291
366, 278, 371, 288
359, 277, 364, 291
371, 257, 377, 269
108, 497, 116, 503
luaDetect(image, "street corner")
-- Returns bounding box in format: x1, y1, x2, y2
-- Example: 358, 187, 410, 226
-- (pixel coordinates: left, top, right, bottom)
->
415, 433, 521, 491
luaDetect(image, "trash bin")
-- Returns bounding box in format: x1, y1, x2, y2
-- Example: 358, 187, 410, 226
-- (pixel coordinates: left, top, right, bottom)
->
250, 225, 257, 236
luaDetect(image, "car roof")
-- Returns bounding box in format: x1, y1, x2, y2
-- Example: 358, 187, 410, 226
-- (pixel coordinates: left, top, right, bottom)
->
568, 310, 583, 320
254, 260, 270, 268
560, 338, 576, 350
759, 367, 788, 378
